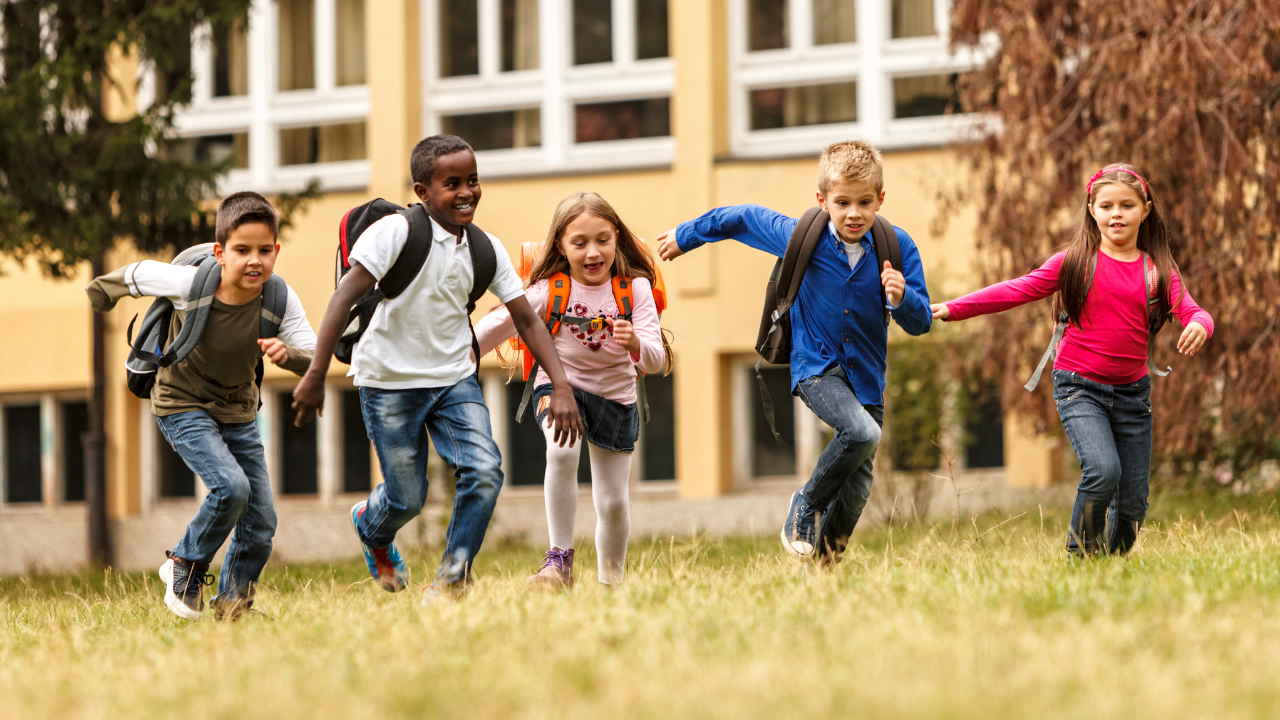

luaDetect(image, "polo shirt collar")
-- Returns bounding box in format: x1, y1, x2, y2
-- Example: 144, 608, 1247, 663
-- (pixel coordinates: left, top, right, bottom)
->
428, 214, 467, 245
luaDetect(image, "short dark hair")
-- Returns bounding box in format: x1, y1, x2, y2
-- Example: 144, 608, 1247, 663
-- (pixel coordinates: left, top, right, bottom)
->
215, 191, 278, 245
410, 135, 473, 186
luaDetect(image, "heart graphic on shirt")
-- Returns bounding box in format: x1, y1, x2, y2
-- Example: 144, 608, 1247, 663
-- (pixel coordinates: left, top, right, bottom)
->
565, 300, 620, 352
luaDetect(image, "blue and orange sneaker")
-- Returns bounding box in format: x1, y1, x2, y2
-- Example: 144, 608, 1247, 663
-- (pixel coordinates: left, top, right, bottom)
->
350, 500, 408, 592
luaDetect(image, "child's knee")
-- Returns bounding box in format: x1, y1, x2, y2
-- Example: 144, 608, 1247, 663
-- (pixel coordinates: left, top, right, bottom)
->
836, 419, 881, 454
595, 496, 629, 525
1081, 457, 1122, 493
219, 477, 252, 513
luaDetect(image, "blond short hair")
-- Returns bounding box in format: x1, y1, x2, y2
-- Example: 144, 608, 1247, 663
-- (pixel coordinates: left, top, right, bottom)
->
818, 140, 884, 194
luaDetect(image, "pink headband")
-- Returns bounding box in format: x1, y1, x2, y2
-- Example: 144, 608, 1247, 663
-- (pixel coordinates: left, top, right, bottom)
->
1087, 167, 1148, 198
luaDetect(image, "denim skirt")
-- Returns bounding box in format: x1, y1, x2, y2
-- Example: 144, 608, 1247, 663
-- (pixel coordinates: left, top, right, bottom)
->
531, 383, 639, 453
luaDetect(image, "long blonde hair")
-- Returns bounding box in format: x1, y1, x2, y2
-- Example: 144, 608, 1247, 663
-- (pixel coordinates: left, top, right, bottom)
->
499, 191, 673, 377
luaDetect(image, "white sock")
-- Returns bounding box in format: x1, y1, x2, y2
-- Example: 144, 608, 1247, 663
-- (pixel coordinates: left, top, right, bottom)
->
588, 444, 632, 585
541, 421, 580, 552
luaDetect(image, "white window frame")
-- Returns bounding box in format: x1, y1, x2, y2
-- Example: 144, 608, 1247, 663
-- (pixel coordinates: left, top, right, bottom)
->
728, 0, 989, 158
729, 357, 823, 489
140, 0, 370, 193
0, 392, 92, 513
422, 0, 676, 178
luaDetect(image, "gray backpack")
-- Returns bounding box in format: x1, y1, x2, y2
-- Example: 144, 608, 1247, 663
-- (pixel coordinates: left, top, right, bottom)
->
125, 243, 288, 399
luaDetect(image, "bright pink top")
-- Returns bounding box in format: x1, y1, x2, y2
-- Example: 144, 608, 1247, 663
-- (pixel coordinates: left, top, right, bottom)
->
944, 251, 1214, 385
475, 276, 666, 404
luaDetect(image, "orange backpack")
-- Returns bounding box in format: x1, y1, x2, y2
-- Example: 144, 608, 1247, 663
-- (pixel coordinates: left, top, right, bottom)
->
511, 241, 667, 423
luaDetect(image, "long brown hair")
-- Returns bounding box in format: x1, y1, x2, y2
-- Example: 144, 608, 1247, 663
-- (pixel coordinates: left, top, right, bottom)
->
500, 191, 673, 375
1055, 163, 1181, 330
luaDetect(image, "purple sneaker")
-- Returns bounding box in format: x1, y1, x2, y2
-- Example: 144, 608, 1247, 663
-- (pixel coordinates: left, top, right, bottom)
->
527, 547, 574, 589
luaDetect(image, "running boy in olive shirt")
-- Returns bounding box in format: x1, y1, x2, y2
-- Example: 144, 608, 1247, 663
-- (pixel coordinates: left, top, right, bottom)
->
87, 192, 317, 620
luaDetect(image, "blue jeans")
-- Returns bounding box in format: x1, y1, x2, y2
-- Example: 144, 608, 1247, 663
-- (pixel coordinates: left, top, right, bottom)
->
1053, 370, 1153, 555
357, 375, 504, 587
156, 410, 276, 603
795, 366, 885, 557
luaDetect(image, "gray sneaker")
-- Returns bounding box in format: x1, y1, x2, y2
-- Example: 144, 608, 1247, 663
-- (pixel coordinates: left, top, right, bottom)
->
159, 551, 213, 620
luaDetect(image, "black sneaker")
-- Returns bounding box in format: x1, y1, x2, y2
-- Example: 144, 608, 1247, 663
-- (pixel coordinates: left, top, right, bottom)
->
780, 490, 819, 558
159, 551, 213, 620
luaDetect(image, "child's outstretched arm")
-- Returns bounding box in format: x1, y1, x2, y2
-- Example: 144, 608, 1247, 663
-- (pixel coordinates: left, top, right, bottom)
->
86, 260, 198, 311
473, 282, 549, 357
292, 263, 378, 425
931, 252, 1065, 321
656, 205, 794, 262
1169, 270, 1213, 356
507, 295, 583, 448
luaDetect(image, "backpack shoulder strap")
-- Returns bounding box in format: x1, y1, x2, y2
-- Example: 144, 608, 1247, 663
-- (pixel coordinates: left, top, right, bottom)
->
611, 276, 634, 320
258, 275, 288, 339
545, 272, 571, 333
381, 204, 434, 300
158, 254, 222, 367
464, 223, 498, 312
870, 215, 902, 321
778, 207, 828, 310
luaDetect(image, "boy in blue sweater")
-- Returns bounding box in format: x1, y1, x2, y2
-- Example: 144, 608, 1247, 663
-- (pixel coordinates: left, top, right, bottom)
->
657, 140, 932, 563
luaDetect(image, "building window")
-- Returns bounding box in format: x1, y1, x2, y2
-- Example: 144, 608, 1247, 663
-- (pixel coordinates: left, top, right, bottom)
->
61, 401, 89, 503
158, 431, 197, 499
423, 0, 675, 177
640, 373, 675, 481
3, 404, 42, 504
149, 0, 371, 193
342, 389, 371, 493
750, 367, 796, 477
729, 0, 978, 158
964, 389, 1005, 469
278, 391, 318, 495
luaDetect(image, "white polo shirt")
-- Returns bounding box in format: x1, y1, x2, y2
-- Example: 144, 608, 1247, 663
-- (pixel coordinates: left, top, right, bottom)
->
347, 213, 524, 389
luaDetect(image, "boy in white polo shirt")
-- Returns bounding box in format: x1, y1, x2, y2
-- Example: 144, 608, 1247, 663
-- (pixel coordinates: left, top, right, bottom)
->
293, 135, 581, 603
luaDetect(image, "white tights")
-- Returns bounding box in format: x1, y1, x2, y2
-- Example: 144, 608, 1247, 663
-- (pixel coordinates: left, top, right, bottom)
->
540, 422, 632, 584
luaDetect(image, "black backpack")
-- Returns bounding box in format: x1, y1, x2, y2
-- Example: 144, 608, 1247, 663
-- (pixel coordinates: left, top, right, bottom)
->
124, 242, 289, 400
333, 199, 497, 364
753, 208, 902, 443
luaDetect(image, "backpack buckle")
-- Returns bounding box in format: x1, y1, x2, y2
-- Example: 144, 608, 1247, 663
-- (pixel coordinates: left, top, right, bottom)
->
589, 316, 607, 332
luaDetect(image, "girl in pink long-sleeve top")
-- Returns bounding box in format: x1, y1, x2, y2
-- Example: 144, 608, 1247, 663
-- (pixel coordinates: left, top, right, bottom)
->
475, 192, 670, 588
932, 164, 1212, 556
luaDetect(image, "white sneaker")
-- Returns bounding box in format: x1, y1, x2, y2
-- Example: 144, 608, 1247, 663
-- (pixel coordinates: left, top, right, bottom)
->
159, 553, 212, 621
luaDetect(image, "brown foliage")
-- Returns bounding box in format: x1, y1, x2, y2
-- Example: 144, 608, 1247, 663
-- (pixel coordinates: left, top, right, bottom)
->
944, 0, 1280, 465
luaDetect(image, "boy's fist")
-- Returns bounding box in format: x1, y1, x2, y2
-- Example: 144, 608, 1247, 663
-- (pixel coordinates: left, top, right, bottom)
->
881, 261, 905, 307
656, 229, 684, 261
259, 338, 289, 366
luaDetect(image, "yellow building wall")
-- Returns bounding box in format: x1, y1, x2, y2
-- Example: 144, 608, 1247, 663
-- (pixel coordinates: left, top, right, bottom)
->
0, 0, 1059, 520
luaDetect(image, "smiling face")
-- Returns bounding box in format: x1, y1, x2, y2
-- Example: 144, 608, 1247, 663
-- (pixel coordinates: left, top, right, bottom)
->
559, 213, 617, 287
414, 150, 481, 231
1089, 183, 1151, 252
214, 222, 279, 299
817, 179, 885, 243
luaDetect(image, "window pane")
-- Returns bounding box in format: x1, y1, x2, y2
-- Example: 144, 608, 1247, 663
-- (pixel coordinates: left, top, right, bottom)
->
442, 108, 541, 151
212, 18, 248, 97
891, 0, 935, 38
636, 0, 669, 60
813, 0, 856, 45
749, 0, 788, 51
751, 368, 795, 477
575, 97, 670, 143
278, 0, 315, 91
336, 0, 366, 85
964, 391, 1005, 469
750, 81, 856, 130
342, 390, 370, 494
893, 74, 959, 118
500, 0, 539, 72
440, 0, 479, 77
573, 0, 612, 65
61, 401, 89, 502
641, 373, 675, 481
4, 405, 42, 503
279, 391, 317, 495
176, 133, 249, 169
280, 122, 367, 165
158, 430, 196, 498
505, 383, 590, 486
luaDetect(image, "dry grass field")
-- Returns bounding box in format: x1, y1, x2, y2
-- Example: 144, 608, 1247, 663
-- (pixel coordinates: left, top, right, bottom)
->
2, 493, 1279, 720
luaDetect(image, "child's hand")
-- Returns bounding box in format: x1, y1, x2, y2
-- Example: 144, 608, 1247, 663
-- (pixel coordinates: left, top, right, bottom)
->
931, 303, 950, 320
656, 229, 684, 261
607, 318, 641, 356
291, 373, 325, 426
259, 338, 289, 366
1178, 321, 1208, 355
881, 261, 905, 307
545, 385, 581, 448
